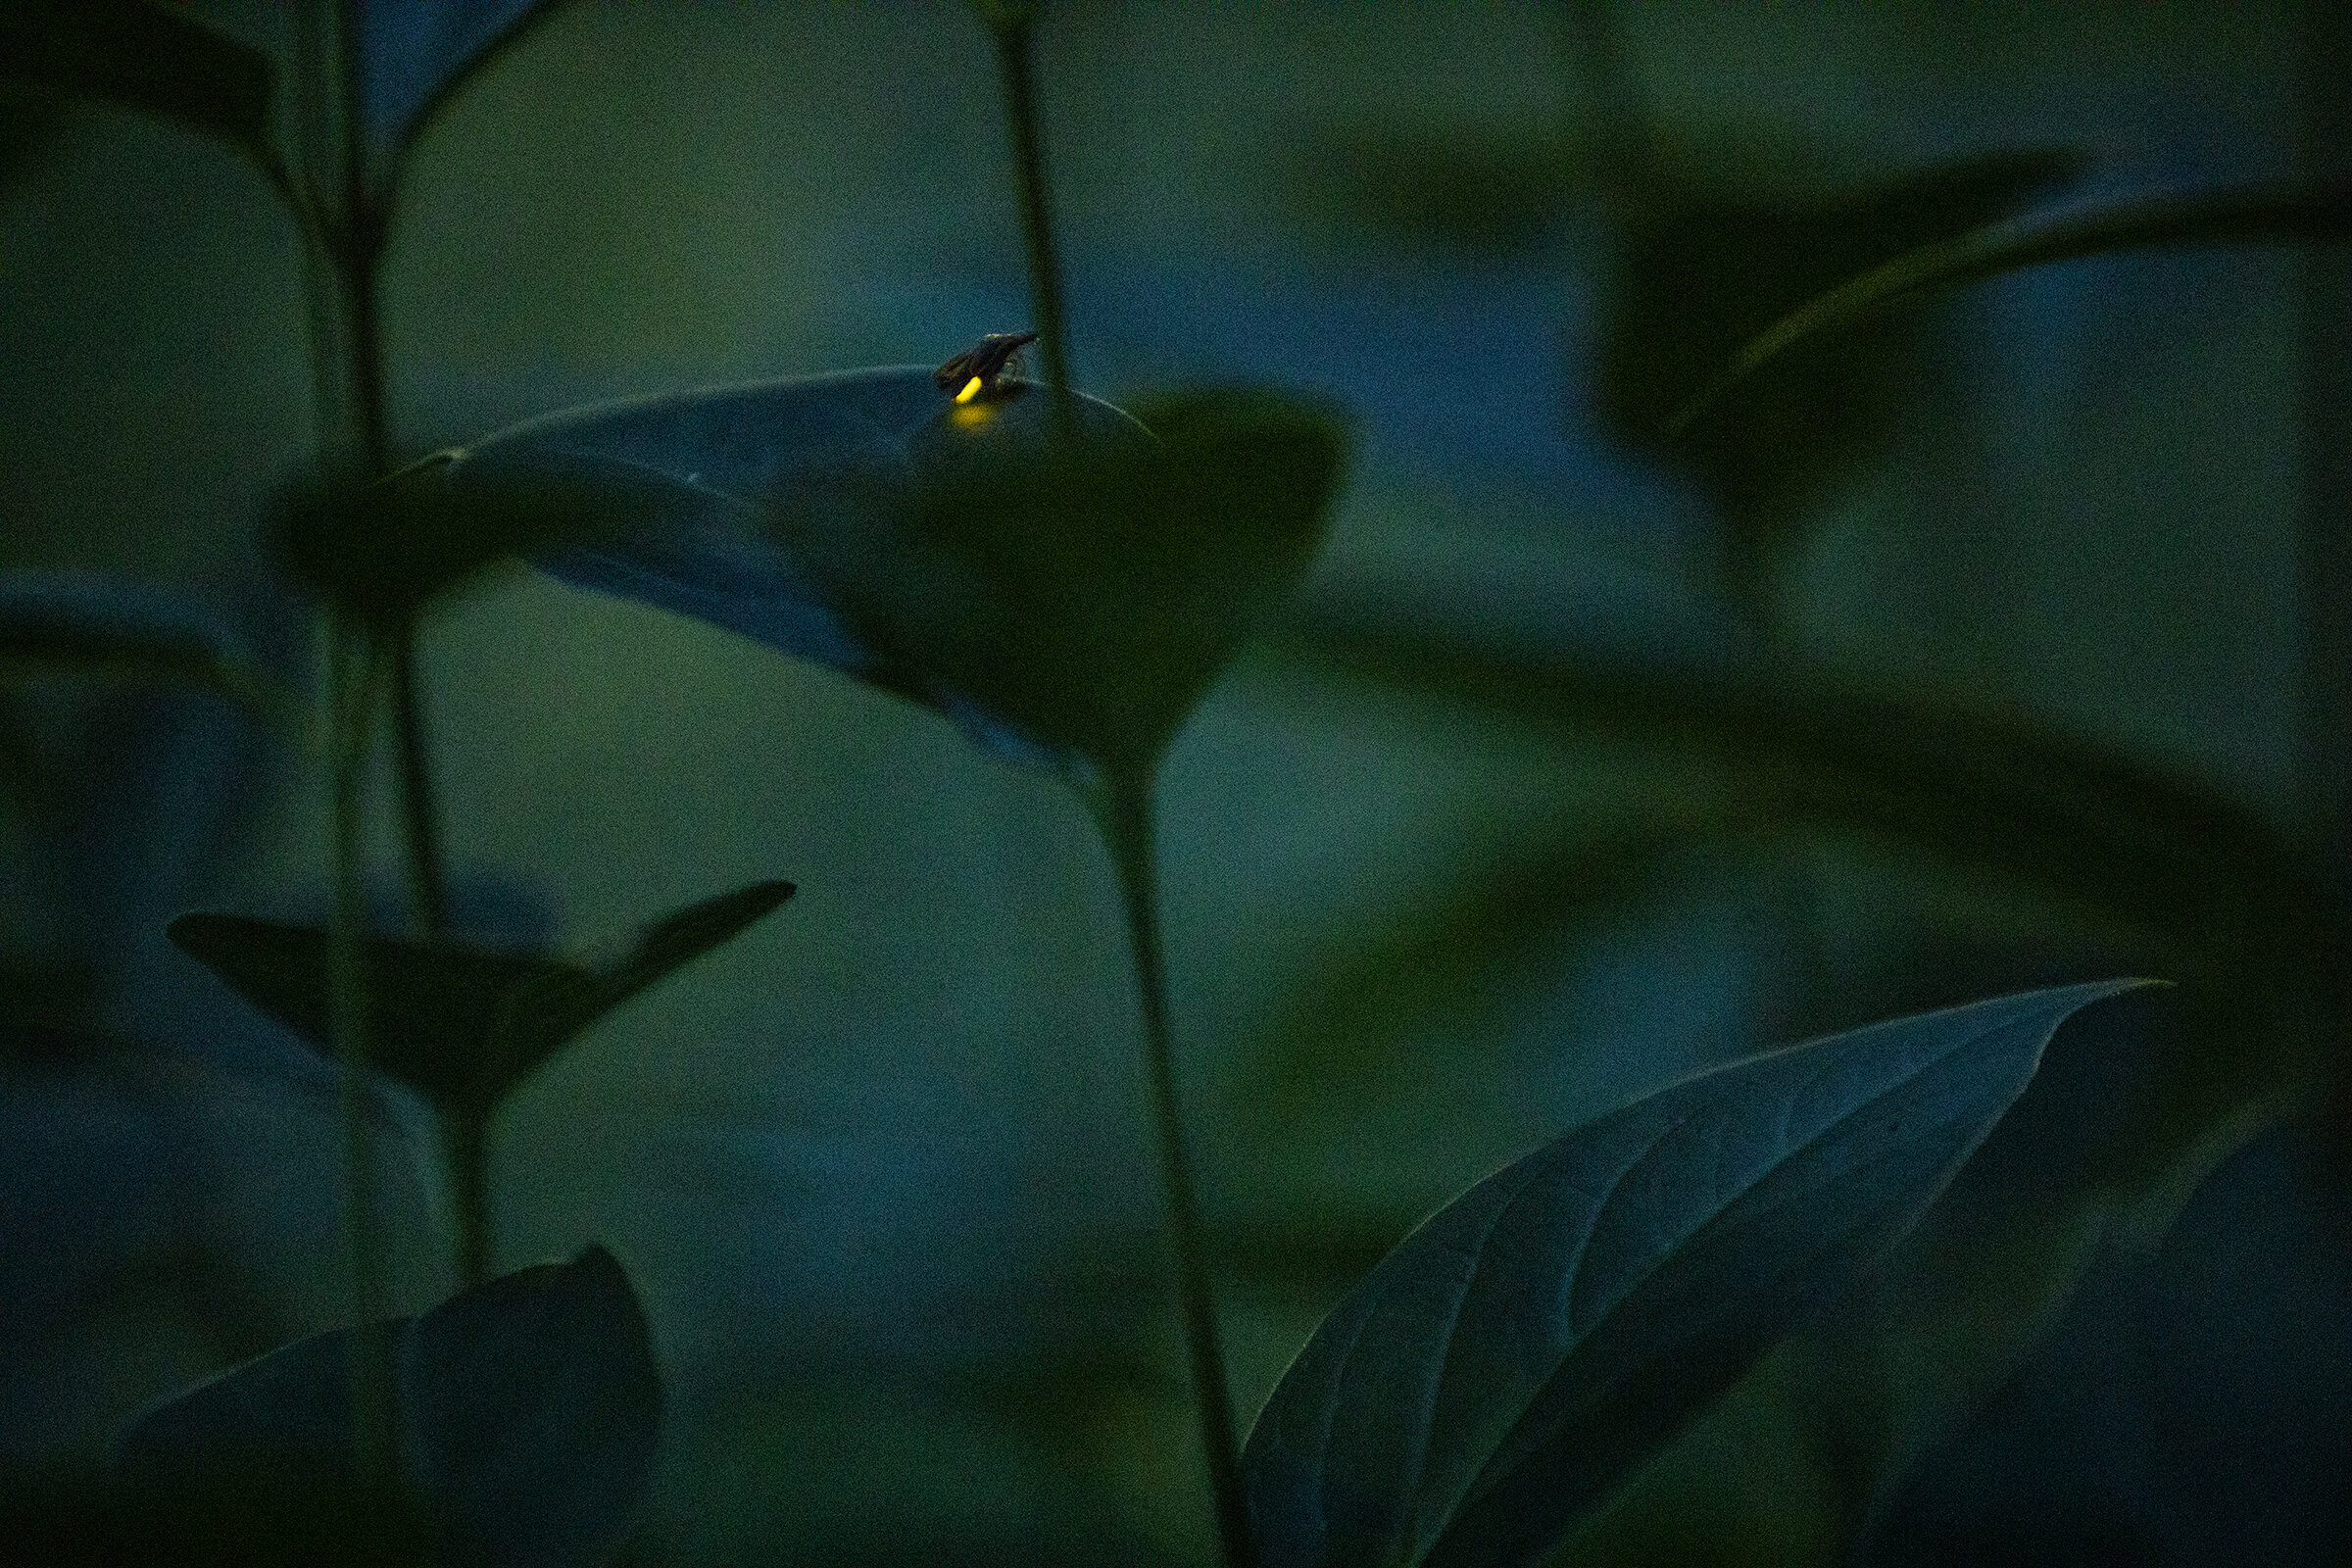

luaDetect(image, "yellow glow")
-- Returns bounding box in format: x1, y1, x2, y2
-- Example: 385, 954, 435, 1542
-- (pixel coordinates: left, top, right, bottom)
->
952, 400, 996, 429
956, 375, 984, 404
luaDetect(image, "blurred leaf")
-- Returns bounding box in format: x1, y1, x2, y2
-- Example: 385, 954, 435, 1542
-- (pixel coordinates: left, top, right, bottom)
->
1669, 184, 2352, 438
1241, 982, 2142, 1568
444, 368, 1345, 777
0, 0, 275, 169
359, 0, 564, 173
1279, 601, 2345, 959
0, 570, 277, 712
271, 449, 700, 626
1593, 149, 2079, 529
168, 880, 792, 1113
119, 1245, 661, 1568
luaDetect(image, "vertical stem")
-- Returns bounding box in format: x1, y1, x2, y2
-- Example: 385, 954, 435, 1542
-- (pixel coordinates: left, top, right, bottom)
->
988, 11, 1076, 432
443, 1107, 491, 1289
391, 629, 451, 936
322, 0, 400, 1495
328, 622, 398, 1488
330, 0, 449, 942
1092, 772, 1257, 1568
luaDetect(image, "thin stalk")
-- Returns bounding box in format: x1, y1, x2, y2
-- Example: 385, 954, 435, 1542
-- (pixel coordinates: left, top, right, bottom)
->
391, 630, 451, 935
327, 621, 398, 1488
331, 0, 450, 939
443, 1107, 491, 1288
987, 11, 1076, 433
1091, 773, 1257, 1568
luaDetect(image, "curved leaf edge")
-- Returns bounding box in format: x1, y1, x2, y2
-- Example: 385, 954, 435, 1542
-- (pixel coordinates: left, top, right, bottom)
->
1666, 184, 2352, 435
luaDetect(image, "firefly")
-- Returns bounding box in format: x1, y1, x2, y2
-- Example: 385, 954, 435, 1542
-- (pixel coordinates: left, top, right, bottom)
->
935, 330, 1039, 404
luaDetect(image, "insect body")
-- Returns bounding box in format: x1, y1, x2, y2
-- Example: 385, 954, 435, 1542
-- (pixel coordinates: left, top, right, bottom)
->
934, 330, 1039, 403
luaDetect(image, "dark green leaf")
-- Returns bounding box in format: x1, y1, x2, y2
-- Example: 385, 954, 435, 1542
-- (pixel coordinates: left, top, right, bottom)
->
1666, 183, 2352, 438
1241, 982, 2144, 1568
0, 0, 275, 168
168, 880, 791, 1113
1, 570, 277, 711
119, 1246, 661, 1568
469, 368, 1345, 777
1559, 976, 2288, 1568
840, 388, 1346, 771
169, 910, 563, 1111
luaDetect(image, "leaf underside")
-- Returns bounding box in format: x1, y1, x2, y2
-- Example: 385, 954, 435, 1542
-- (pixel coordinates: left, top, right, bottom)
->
1241, 981, 2144, 1568
456, 367, 1343, 777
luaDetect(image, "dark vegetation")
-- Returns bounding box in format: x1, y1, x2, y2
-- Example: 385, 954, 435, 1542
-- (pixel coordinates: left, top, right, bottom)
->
3, 3, 2347, 1564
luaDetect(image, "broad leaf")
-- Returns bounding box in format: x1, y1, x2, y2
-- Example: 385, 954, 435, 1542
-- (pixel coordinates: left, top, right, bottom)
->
0, 570, 275, 711
359, 0, 563, 172
169, 879, 792, 1114
1241, 981, 2143, 1568
119, 1245, 661, 1568
0, 0, 275, 169
428, 367, 1345, 776
1667, 184, 2352, 436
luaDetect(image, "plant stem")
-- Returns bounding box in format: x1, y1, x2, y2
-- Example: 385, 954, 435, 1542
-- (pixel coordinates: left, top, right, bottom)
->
328, 621, 398, 1488
1092, 772, 1257, 1568
319, 0, 402, 1495
987, 10, 1076, 433
391, 629, 451, 935
443, 1107, 491, 1288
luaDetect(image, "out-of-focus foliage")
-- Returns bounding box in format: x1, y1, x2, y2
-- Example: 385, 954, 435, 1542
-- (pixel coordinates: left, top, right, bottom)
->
0, 571, 277, 713
120, 1246, 661, 1568
0, 0, 276, 171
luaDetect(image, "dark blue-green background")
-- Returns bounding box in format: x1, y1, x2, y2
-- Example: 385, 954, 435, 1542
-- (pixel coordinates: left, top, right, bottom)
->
4, 4, 2345, 1563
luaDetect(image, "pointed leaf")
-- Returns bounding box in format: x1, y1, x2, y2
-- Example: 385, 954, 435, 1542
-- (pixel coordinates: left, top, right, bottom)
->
1667, 184, 2352, 436
169, 879, 791, 1112
1241, 981, 2145, 1568
360, 0, 564, 172
1596, 149, 2080, 522
1, 570, 276, 711
510, 878, 795, 1057
120, 1246, 661, 1568
0, 0, 275, 169
454, 367, 1343, 775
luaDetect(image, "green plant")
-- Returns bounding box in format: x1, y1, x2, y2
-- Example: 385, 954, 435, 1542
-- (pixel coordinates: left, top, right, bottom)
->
3, 4, 2343, 1566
